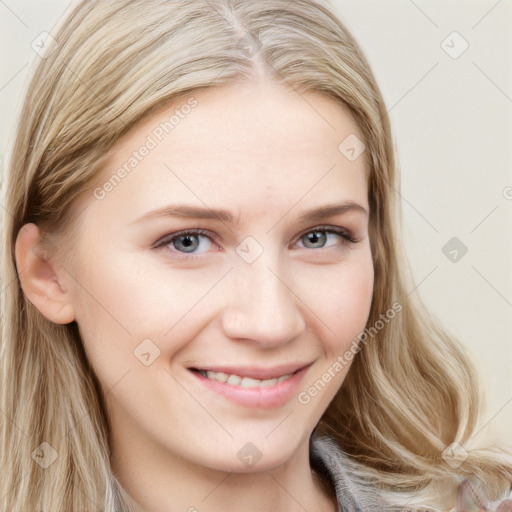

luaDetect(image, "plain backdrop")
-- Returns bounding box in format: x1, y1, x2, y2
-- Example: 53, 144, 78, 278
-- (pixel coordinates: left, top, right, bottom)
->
1, 0, 511, 445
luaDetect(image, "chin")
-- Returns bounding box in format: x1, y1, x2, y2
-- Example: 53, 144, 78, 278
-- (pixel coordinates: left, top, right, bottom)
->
197, 429, 310, 474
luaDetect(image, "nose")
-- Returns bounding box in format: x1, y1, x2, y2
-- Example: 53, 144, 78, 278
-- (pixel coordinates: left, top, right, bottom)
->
220, 255, 306, 348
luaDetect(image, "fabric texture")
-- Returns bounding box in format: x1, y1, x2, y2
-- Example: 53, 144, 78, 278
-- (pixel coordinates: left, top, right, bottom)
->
310, 435, 390, 511
310, 435, 512, 512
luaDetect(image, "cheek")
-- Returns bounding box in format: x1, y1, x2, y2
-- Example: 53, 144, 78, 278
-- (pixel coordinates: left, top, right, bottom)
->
71, 249, 226, 384
295, 251, 373, 409
337, 261, 374, 335
73, 246, 215, 336
304, 251, 374, 356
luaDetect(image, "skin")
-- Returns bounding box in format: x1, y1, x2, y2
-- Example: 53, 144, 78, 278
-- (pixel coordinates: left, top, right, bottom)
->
16, 79, 374, 512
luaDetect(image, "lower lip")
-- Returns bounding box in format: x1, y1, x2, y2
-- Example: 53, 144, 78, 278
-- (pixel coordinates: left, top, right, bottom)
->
190, 367, 308, 409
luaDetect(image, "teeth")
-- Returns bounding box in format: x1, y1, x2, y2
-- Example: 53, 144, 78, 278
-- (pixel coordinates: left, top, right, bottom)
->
257, 377, 278, 388
207, 370, 228, 383
227, 374, 241, 386
239, 377, 261, 388
199, 370, 293, 388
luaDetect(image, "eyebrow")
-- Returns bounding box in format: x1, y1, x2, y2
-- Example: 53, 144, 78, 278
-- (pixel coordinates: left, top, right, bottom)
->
131, 200, 368, 226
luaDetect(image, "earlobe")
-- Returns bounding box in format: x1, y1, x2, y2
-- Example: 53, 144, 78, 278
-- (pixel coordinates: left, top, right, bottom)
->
14, 223, 76, 325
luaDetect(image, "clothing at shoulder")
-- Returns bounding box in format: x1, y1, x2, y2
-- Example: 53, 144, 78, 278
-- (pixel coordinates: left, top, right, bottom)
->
311, 436, 512, 512
310, 435, 391, 512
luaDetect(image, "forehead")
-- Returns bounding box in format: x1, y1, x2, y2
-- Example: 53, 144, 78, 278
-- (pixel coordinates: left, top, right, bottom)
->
85, 80, 369, 222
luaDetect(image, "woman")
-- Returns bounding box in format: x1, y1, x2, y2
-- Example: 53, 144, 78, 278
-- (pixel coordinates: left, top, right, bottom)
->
1, 1, 511, 510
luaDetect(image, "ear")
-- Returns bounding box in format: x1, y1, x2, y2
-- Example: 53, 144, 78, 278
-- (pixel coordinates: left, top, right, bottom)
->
14, 223, 76, 324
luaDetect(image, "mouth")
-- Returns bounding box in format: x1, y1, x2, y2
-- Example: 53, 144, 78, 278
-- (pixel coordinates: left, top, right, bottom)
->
188, 364, 311, 408
190, 368, 297, 389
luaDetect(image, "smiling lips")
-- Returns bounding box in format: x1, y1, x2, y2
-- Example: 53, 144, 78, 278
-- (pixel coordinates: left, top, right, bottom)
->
189, 363, 311, 408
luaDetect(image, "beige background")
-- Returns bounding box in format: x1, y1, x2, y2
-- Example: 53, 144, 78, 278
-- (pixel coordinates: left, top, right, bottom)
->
1, 0, 511, 445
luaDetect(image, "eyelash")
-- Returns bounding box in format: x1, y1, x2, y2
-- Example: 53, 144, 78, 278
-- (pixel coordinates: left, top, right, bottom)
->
152, 225, 359, 259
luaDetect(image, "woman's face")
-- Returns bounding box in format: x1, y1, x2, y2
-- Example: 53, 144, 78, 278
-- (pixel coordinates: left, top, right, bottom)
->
64, 80, 373, 474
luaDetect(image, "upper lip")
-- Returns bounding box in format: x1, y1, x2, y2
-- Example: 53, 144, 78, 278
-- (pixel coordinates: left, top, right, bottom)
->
189, 363, 312, 380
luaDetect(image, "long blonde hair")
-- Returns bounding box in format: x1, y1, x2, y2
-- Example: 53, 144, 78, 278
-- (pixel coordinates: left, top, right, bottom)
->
1, 1, 510, 510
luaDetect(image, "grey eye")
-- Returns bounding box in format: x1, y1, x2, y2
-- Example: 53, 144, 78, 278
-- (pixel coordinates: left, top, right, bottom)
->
301, 231, 328, 249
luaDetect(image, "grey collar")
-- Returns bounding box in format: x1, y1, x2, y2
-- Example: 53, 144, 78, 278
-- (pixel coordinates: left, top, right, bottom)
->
310, 435, 390, 512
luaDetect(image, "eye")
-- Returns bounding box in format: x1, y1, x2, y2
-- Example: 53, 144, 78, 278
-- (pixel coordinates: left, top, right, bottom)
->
152, 229, 215, 257
296, 225, 357, 250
